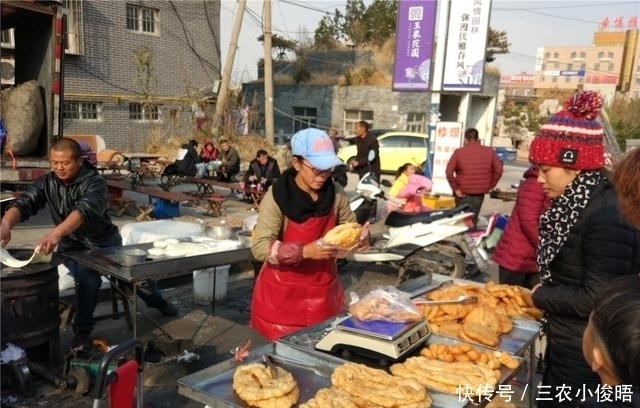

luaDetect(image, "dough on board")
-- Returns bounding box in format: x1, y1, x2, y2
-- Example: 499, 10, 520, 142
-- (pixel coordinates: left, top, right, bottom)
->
153, 240, 168, 249
147, 247, 165, 257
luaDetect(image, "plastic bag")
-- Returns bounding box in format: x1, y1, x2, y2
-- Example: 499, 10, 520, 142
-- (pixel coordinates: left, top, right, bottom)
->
348, 286, 422, 323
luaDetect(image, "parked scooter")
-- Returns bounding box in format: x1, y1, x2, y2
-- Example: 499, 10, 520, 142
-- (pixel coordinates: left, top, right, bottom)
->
348, 151, 383, 224
347, 173, 479, 282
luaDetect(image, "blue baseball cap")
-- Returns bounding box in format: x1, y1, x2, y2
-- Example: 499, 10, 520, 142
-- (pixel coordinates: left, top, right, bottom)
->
291, 128, 343, 170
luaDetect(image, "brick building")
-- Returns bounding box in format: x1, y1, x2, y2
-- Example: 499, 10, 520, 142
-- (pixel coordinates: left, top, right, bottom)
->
57, 1, 220, 151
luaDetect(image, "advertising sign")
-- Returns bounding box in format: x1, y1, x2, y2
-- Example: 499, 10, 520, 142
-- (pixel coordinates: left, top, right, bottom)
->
431, 121, 464, 195
392, 0, 438, 91
442, 0, 492, 91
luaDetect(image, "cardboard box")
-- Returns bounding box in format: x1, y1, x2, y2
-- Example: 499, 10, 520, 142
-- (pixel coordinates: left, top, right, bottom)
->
422, 195, 456, 210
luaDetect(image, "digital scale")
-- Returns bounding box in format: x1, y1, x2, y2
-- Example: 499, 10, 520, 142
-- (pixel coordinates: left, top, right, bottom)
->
315, 316, 430, 363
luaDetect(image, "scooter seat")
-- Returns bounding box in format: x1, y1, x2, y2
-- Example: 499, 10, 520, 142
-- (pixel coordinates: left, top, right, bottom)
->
384, 205, 472, 228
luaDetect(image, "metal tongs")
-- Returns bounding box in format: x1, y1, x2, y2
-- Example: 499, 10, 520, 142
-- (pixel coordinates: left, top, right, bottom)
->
413, 295, 478, 306
265, 354, 331, 378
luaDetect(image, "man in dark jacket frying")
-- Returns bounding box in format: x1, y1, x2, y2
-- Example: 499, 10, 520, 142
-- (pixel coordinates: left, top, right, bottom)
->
0, 138, 176, 347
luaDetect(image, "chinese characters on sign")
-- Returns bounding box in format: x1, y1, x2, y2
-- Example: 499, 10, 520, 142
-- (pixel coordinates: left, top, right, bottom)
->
457, 383, 635, 405
392, 0, 437, 91
599, 16, 638, 30
431, 121, 464, 195
442, 0, 492, 91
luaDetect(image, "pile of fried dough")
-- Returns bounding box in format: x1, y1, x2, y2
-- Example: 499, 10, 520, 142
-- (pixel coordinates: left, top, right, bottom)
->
232, 363, 300, 408
416, 282, 542, 347
301, 362, 432, 408
390, 357, 500, 396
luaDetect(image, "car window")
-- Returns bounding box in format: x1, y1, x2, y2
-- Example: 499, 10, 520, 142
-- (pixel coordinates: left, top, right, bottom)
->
408, 136, 427, 148
379, 136, 409, 148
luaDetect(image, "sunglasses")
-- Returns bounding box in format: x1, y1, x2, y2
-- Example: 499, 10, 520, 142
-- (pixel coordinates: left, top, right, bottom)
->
301, 160, 333, 176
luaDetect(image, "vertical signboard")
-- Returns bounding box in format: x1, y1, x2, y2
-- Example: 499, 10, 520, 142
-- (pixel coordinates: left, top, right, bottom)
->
392, 0, 438, 91
442, 0, 491, 91
431, 121, 464, 195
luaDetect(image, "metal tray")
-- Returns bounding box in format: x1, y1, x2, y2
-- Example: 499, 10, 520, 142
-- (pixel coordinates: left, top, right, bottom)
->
410, 274, 541, 355
62, 243, 250, 282
424, 334, 525, 408
177, 342, 346, 408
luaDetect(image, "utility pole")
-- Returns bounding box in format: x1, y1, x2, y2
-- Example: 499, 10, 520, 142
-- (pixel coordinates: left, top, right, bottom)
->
212, 0, 246, 138
263, 0, 274, 144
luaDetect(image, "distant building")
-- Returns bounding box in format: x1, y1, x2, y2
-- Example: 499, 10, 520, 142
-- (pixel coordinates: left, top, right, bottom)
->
499, 28, 640, 104
1, 1, 221, 151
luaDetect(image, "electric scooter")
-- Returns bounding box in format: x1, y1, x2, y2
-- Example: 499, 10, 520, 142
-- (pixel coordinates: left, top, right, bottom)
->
348, 173, 479, 282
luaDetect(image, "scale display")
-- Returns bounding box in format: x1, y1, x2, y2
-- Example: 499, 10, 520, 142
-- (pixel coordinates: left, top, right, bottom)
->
315, 317, 430, 362
336, 317, 417, 341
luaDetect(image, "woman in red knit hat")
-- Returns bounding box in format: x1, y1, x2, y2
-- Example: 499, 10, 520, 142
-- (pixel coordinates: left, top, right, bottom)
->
528, 90, 640, 408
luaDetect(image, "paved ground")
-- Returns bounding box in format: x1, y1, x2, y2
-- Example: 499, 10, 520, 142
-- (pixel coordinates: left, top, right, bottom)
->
1, 165, 534, 408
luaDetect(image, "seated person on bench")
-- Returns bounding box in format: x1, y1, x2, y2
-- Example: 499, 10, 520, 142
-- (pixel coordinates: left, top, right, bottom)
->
174, 139, 200, 177
217, 139, 240, 182
243, 149, 281, 190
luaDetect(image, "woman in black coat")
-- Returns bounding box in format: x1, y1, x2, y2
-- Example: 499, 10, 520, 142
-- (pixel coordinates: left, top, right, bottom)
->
528, 91, 640, 408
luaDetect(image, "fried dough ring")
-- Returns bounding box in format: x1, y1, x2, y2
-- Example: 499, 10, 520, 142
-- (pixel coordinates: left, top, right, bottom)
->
232, 363, 298, 406
323, 223, 361, 248
299, 387, 359, 408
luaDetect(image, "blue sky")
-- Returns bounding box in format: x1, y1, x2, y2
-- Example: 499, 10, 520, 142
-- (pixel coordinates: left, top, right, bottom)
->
220, 0, 640, 82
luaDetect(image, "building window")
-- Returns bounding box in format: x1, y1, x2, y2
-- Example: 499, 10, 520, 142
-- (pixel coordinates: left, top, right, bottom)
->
344, 110, 374, 134
544, 52, 550, 58
608, 51, 614, 59
63, 0, 84, 54
129, 103, 160, 121
541, 63, 546, 70
594, 63, 600, 71
565, 77, 571, 83
580, 63, 586, 70
608, 63, 614, 71
553, 52, 559, 59
290, 107, 317, 132
567, 63, 573, 70
598, 51, 604, 59
126, 4, 158, 34
406, 112, 425, 132
554, 63, 559, 69
64, 101, 100, 121
580, 52, 586, 58
1, 28, 15, 48
570, 51, 576, 59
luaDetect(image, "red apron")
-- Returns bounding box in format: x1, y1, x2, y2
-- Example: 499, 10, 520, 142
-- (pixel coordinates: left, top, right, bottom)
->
250, 212, 344, 341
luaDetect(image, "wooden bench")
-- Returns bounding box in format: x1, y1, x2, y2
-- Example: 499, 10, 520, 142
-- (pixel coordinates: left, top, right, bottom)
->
108, 195, 136, 217
183, 177, 243, 198
202, 194, 226, 217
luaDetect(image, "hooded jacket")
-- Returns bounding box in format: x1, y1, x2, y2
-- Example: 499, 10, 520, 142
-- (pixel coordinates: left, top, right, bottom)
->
199, 141, 219, 163
492, 167, 549, 273
8, 162, 121, 251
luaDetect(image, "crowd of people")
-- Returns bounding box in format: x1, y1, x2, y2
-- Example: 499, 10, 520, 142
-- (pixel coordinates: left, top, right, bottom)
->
1, 89, 639, 406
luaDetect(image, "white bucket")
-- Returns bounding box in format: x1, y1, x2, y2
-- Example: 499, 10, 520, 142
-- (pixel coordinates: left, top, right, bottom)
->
192, 265, 230, 305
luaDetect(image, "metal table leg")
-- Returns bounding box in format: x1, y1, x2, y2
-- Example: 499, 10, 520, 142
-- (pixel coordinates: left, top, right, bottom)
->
529, 341, 535, 408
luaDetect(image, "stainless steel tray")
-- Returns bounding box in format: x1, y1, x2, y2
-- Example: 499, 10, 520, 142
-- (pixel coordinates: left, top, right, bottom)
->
177, 342, 346, 408
411, 274, 541, 355
424, 334, 525, 408
61, 243, 250, 282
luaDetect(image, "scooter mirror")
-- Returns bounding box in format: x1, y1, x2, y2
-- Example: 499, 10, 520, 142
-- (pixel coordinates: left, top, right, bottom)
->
367, 150, 376, 162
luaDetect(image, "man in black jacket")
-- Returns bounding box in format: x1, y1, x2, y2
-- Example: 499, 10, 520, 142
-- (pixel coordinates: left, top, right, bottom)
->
243, 149, 280, 189
350, 121, 380, 182
0, 138, 176, 347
